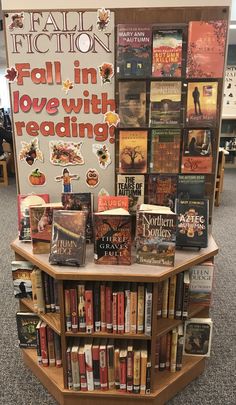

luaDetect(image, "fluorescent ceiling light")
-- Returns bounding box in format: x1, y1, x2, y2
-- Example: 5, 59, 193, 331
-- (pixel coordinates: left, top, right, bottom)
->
230, 24, 236, 29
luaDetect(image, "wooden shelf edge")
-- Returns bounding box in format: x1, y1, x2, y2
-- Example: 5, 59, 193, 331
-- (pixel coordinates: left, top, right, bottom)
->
65, 331, 151, 340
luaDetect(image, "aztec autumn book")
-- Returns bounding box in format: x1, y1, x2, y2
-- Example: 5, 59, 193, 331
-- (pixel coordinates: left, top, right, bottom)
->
94, 208, 132, 265
29, 203, 63, 254
149, 81, 182, 127
17, 194, 50, 241
12, 261, 34, 299
177, 174, 205, 199
176, 199, 209, 248
136, 204, 177, 266
116, 24, 152, 78
147, 174, 177, 211
186, 82, 218, 127
183, 318, 213, 357
119, 81, 147, 128
150, 129, 181, 173
16, 312, 39, 348
119, 131, 148, 174
181, 129, 213, 174
152, 29, 183, 77
49, 211, 87, 266
117, 175, 145, 213
186, 20, 227, 78
189, 262, 214, 306
97, 195, 129, 212
61, 193, 93, 242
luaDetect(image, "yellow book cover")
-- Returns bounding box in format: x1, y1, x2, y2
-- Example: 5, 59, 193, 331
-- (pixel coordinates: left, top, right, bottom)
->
133, 349, 141, 394
168, 275, 177, 319
137, 284, 145, 334
119, 130, 148, 174
170, 327, 178, 372
140, 347, 148, 394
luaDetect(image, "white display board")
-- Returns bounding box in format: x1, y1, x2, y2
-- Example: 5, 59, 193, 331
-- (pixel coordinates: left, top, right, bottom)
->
223, 65, 236, 117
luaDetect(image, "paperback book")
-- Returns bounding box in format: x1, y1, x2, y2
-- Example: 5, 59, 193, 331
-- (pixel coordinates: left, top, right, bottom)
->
97, 195, 129, 212
189, 262, 214, 306
152, 29, 183, 77
12, 261, 34, 298
176, 198, 209, 248
16, 312, 40, 348
136, 204, 177, 266
150, 129, 181, 173
116, 24, 152, 78
94, 208, 132, 265
149, 81, 182, 127
177, 175, 205, 199
186, 82, 218, 127
147, 174, 177, 211
119, 81, 146, 128
117, 175, 145, 213
119, 131, 148, 174
181, 129, 213, 174
183, 318, 213, 357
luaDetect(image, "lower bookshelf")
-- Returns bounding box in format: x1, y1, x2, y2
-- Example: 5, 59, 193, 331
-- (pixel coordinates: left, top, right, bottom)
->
22, 349, 205, 405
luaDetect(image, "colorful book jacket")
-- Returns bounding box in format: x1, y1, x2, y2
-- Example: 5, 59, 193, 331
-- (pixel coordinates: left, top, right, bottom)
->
150, 129, 181, 173
119, 81, 146, 128
116, 24, 152, 78
152, 29, 183, 77
29, 203, 63, 254
61, 193, 93, 242
97, 196, 129, 212
149, 81, 182, 127
147, 174, 177, 211
177, 175, 205, 199
186, 82, 218, 127
116, 175, 145, 213
12, 261, 34, 299
181, 129, 213, 174
189, 262, 214, 306
94, 210, 132, 265
186, 20, 227, 79
119, 131, 148, 174
16, 312, 39, 348
49, 210, 87, 266
17, 194, 50, 241
136, 210, 177, 266
184, 318, 213, 357
176, 199, 209, 248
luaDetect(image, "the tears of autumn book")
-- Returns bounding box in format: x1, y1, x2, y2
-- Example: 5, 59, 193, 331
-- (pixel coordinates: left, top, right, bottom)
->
94, 208, 132, 265
117, 175, 145, 213
119, 131, 148, 174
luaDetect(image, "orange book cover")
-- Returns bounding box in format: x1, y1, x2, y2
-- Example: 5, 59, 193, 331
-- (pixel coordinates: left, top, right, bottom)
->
181, 129, 213, 174
119, 130, 148, 174
186, 20, 227, 79
97, 196, 129, 212
186, 81, 218, 127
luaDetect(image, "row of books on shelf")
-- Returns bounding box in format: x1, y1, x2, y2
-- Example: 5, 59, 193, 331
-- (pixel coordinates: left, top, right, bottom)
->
116, 21, 226, 79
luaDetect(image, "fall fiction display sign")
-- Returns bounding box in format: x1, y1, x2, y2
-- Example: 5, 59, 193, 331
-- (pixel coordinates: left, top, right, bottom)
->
4, 10, 115, 201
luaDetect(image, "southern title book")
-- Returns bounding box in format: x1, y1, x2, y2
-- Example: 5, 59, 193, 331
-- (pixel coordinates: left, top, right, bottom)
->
16, 312, 39, 348
49, 211, 87, 266
12, 261, 34, 298
119, 131, 148, 174
97, 195, 129, 212
152, 29, 183, 77
149, 81, 182, 127
186, 20, 227, 78
189, 262, 214, 306
18, 194, 50, 241
147, 174, 177, 211
176, 199, 209, 248
181, 129, 213, 174
29, 203, 63, 254
177, 175, 205, 199
150, 129, 181, 173
184, 318, 213, 357
61, 193, 93, 242
186, 82, 218, 127
136, 204, 177, 266
117, 175, 145, 213
116, 24, 152, 78
119, 81, 146, 128
94, 208, 132, 265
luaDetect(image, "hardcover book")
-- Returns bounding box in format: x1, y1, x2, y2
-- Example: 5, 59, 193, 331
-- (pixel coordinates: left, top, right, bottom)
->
150, 129, 181, 173
177, 174, 205, 199
136, 205, 177, 266
11, 261, 34, 298
149, 81, 182, 127
189, 262, 214, 306
29, 203, 63, 254
97, 195, 129, 212
117, 175, 145, 213
49, 210, 87, 266
117, 24, 152, 78
16, 312, 39, 348
181, 129, 213, 174
119, 81, 147, 128
152, 29, 183, 77
18, 194, 50, 241
147, 174, 178, 211
183, 318, 213, 357
94, 208, 132, 265
61, 193, 93, 243
186, 82, 218, 127
186, 20, 227, 78
119, 131, 148, 174
176, 199, 209, 248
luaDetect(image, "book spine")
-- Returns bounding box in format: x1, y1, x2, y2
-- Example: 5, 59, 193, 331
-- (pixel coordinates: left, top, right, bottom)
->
71, 347, 80, 390
157, 282, 163, 319
43, 272, 51, 313
66, 346, 73, 390
144, 283, 152, 336
175, 272, 184, 320
64, 289, 71, 332
77, 284, 86, 332
130, 283, 137, 334
35, 269, 45, 314
159, 334, 167, 371
168, 275, 177, 320
166, 332, 172, 371
92, 344, 100, 390
93, 282, 101, 332
162, 278, 169, 319
85, 344, 94, 391
70, 288, 78, 333
119, 350, 127, 391
105, 283, 113, 333
54, 333, 62, 368
30, 269, 38, 311
145, 359, 151, 395
137, 284, 145, 334
170, 327, 178, 372
117, 285, 125, 334
155, 338, 160, 369
78, 349, 87, 391
133, 350, 141, 394
36, 320, 42, 365
39, 322, 48, 367
182, 271, 190, 320
176, 324, 184, 371
107, 344, 115, 389
140, 349, 147, 394
100, 283, 106, 332
125, 284, 131, 333
112, 289, 118, 333
99, 344, 108, 390
54, 279, 60, 313
47, 326, 56, 367
85, 285, 94, 334
114, 347, 120, 389
49, 276, 55, 313
127, 346, 133, 393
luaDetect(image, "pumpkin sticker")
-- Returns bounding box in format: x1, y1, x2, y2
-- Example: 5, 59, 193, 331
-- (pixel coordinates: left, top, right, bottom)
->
29, 169, 46, 186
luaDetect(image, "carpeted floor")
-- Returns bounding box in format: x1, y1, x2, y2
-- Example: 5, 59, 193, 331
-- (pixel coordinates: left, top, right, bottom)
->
0, 172, 235, 405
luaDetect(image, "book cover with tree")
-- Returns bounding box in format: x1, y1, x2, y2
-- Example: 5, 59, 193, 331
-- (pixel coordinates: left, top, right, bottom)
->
181, 129, 213, 174
150, 129, 181, 173
119, 131, 148, 174
152, 29, 183, 77
186, 82, 218, 127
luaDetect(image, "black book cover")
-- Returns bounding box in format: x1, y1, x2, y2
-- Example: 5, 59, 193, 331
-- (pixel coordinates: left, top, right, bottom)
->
175, 272, 184, 320
49, 276, 55, 313
43, 272, 51, 313
177, 175, 205, 199
93, 282, 101, 332
16, 312, 40, 348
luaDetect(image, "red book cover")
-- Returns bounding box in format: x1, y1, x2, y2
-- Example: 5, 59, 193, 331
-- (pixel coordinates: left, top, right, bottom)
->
186, 20, 227, 79
69, 288, 78, 333
64, 289, 71, 332
18, 194, 49, 241
98, 196, 129, 212
46, 326, 56, 367
117, 286, 125, 334
181, 129, 213, 174
92, 342, 101, 390
99, 344, 108, 390
85, 284, 94, 333
39, 322, 48, 367
100, 283, 106, 332
127, 345, 133, 392
79, 346, 88, 391
105, 284, 113, 333
112, 288, 118, 333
